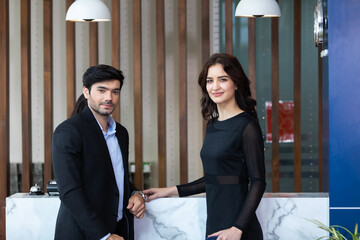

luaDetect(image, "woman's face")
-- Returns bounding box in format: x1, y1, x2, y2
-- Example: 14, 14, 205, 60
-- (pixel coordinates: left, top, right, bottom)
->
206, 64, 237, 106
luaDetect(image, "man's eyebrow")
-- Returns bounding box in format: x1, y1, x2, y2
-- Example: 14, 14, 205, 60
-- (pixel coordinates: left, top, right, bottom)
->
96, 86, 108, 89
96, 86, 120, 91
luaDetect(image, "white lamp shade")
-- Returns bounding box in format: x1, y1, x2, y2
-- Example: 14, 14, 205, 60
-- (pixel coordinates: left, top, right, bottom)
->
66, 0, 111, 22
235, 0, 281, 18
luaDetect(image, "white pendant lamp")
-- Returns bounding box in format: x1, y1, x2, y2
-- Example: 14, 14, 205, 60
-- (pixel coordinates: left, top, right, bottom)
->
66, 0, 111, 22
235, 0, 281, 18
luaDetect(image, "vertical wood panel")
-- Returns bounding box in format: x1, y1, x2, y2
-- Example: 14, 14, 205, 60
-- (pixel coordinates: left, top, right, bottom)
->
178, 0, 188, 184
318, 46, 323, 192
156, 0, 166, 187
225, 0, 233, 54
43, 0, 54, 187
21, 0, 32, 192
0, 0, 9, 238
201, 0, 210, 64
271, 15, 280, 192
89, 22, 98, 66
66, 0, 76, 118
133, 0, 143, 189
201, 0, 210, 138
294, 0, 302, 192
112, 0, 120, 122
248, 18, 256, 100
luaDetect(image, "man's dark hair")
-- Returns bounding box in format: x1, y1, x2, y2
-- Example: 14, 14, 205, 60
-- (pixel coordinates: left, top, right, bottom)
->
82, 64, 125, 92
70, 94, 87, 117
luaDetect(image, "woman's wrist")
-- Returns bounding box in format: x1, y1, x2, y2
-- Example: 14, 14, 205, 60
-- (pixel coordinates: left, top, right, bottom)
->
169, 186, 179, 197
231, 226, 243, 235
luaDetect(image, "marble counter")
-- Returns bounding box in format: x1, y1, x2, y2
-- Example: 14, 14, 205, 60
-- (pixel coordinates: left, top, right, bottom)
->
6, 193, 329, 240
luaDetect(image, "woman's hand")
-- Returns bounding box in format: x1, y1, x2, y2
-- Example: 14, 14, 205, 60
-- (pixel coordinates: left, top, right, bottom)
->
207, 226, 243, 240
106, 234, 124, 240
142, 186, 178, 202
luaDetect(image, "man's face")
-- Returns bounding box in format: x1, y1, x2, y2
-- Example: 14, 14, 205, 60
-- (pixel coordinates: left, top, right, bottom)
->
83, 79, 121, 118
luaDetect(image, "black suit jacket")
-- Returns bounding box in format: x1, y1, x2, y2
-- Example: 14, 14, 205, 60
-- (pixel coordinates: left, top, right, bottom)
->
52, 106, 135, 240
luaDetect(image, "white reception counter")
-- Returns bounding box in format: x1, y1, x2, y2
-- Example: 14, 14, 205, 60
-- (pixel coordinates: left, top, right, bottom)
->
6, 192, 329, 240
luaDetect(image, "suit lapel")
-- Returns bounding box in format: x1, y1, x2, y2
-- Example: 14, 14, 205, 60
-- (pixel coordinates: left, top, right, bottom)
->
116, 129, 127, 165
82, 107, 117, 186
115, 125, 130, 195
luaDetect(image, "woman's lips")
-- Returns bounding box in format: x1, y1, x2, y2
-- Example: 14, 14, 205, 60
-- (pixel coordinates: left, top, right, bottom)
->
212, 92, 223, 97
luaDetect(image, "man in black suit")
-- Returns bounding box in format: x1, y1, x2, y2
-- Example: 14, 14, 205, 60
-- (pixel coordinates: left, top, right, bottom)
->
52, 65, 146, 240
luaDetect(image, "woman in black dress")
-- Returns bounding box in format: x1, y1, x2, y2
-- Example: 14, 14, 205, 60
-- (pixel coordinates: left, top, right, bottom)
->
144, 53, 266, 240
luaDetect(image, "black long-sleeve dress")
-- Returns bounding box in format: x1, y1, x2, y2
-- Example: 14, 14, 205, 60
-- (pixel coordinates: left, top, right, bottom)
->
176, 112, 266, 240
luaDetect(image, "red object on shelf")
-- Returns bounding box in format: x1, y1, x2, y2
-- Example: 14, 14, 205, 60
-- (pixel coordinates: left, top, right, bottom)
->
266, 101, 294, 143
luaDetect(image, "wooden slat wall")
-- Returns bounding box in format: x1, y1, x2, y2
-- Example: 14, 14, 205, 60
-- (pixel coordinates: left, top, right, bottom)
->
178, 0, 188, 184
271, 15, 280, 192
318, 46, 323, 192
43, 0, 54, 187
294, 0, 302, 192
248, 18, 256, 100
133, 0, 143, 189
112, 0, 120, 122
21, 0, 32, 192
225, 0, 233, 54
90, 22, 99, 66
0, 4, 324, 228
66, 0, 76, 118
156, 0, 166, 187
0, 0, 9, 238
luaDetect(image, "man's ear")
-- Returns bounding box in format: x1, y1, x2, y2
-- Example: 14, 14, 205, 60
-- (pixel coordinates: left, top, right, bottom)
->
83, 87, 90, 99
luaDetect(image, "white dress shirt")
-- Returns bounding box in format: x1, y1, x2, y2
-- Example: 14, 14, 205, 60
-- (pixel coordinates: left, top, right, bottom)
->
95, 115, 124, 240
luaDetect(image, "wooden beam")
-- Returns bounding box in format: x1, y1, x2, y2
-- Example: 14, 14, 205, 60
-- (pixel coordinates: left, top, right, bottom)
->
66, 0, 76, 118
0, 0, 9, 238
156, 0, 167, 187
225, 0, 233, 54
112, 0, 120, 122
21, 0, 32, 192
271, 15, 280, 192
133, 0, 143, 189
248, 18, 256, 100
318, 46, 323, 192
294, 0, 302, 192
178, 0, 188, 184
89, 22, 98, 66
43, 0, 54, 187
201, 0, 210, 138
201, 0, 210, 65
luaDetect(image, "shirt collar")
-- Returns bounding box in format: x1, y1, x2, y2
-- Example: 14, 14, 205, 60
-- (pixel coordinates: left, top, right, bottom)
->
93, 114, 116, 136
107, 115, 116, 135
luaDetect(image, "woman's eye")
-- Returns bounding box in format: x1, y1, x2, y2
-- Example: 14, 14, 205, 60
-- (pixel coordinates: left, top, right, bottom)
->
206, 79, 212, 83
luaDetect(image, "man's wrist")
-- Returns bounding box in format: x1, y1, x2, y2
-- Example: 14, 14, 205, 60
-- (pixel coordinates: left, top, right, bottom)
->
131, 190, 147, 202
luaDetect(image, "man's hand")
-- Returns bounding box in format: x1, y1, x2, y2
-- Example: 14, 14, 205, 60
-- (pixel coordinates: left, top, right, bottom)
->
127, 192, 146, 218
106, 234, 124, 240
